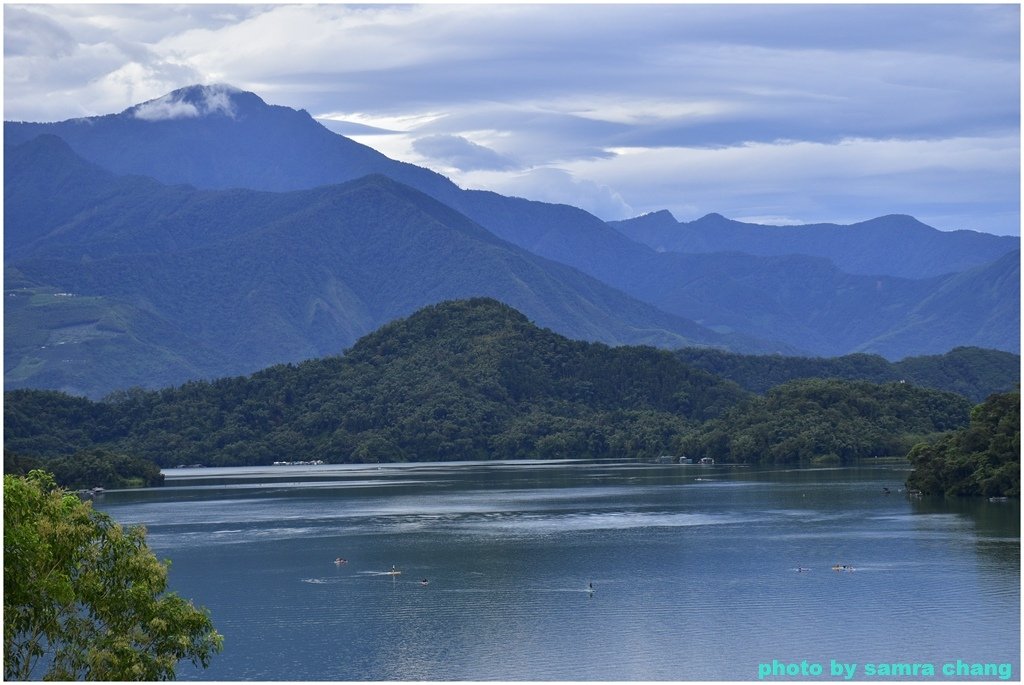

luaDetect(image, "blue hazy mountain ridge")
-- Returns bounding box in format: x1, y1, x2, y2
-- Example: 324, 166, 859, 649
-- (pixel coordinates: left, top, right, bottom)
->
4, 85, 1018, 363
6, 85, 1017, 282
5, 135, 771, 399
609, 210, 1019, 280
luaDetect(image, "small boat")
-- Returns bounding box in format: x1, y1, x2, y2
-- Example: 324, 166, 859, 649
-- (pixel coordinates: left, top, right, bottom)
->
832, 564, 854, 572
334, 558, 348, 565
386, 565, 401, 576
420, 579, 429, 586
699, 457, 714, 465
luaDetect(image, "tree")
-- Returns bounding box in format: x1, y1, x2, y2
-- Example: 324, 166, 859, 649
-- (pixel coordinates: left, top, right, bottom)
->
4, 470, 222, 680
906, 391, 1020, 497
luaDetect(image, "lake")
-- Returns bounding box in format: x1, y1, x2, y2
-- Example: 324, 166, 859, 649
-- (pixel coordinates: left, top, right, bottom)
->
96, 461, 1020, 681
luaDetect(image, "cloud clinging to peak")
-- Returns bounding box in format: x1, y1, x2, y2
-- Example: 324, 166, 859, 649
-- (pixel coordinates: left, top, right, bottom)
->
132, 84, 238, 120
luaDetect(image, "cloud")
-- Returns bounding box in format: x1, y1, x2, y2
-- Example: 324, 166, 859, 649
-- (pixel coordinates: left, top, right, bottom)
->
463, 167, 634, 221
411, 134, 519, 172
132, 84, 238, 120
4, 6, 76, 58
566, 134, 1020, 232
2, 3, 1018, 234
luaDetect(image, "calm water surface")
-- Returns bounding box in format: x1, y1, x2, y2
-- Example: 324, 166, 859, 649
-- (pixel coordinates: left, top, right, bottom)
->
96, 461, 1020, 681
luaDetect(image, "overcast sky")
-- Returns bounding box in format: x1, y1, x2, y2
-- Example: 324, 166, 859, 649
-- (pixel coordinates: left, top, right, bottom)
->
4, 3, 1021, 235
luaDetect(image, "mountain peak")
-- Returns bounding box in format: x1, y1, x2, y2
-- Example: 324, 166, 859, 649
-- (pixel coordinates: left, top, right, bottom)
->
126, 84, 253, 122
689, 212, 742, 228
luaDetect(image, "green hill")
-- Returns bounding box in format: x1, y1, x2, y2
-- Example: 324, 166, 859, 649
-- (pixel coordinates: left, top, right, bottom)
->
3, 299, 746, 466
5, 300, 985, 470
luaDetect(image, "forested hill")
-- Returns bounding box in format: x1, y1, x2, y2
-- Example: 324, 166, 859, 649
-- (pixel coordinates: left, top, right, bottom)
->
681, 379, 973, 466
906, 391, 1020, 497
4, 299, 985, 470
675, 346, 1019, 403
3, 299, 747, 466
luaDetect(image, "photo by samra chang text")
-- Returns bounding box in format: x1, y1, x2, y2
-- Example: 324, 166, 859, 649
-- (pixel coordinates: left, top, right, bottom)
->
757, 658, 1014, 680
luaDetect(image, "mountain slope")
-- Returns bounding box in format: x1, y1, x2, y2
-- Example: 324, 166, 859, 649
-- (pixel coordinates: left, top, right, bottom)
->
5, 85, 458, 199
5, 136, 764, 398
857, 250, 1021, 358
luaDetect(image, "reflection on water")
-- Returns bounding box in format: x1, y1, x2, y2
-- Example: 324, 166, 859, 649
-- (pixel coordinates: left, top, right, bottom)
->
97, 461, 1019, 681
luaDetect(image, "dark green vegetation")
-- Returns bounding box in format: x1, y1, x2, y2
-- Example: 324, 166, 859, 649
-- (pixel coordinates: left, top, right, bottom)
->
681, 379, 973, 466
4, 448, 163, 490
4, 299, 987, 471
4, 470, 221, 680
5, 86, 1018, 403
906, 391, 1020, 497
675, 346, 1019, 403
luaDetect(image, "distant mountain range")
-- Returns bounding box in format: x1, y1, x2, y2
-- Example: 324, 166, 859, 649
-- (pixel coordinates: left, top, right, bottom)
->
610, 210, 1017, 279
4, 84, 1019, 397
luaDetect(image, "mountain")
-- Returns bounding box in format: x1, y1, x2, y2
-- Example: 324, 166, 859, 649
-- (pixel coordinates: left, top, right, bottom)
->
5, 84, 1018, 363
4, 85, 458, 200
3, 298, 750, 465
609, 211, 1019, 279
855, 250, 1020, 359
3, 86, 675, 290
5, 135, 764, 398
625, 249, 1019, 358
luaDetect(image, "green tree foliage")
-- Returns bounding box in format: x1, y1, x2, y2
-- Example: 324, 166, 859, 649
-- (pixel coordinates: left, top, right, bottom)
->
3, 447, 164, 490
3, 470, 222, 680
680, 379, 973, 465
906, 391, 1020, 497
675, 346, 1019, 403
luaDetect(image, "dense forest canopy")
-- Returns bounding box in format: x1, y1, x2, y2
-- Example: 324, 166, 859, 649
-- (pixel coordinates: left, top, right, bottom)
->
674, 346, 1018, 403
905, 391, 1020, 497
4, 448, 163, 490
6, 299, 1004, 478
680, 379, 973, 466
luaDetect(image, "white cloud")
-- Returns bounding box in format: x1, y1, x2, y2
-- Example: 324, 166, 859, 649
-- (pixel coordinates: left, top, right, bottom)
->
133, 95, 199, 121
412, 134, 519, 172
2, 3, 1019, 234
569, 135, 1020, 230
131, 83, 238, 121
463, 167, 634, 220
